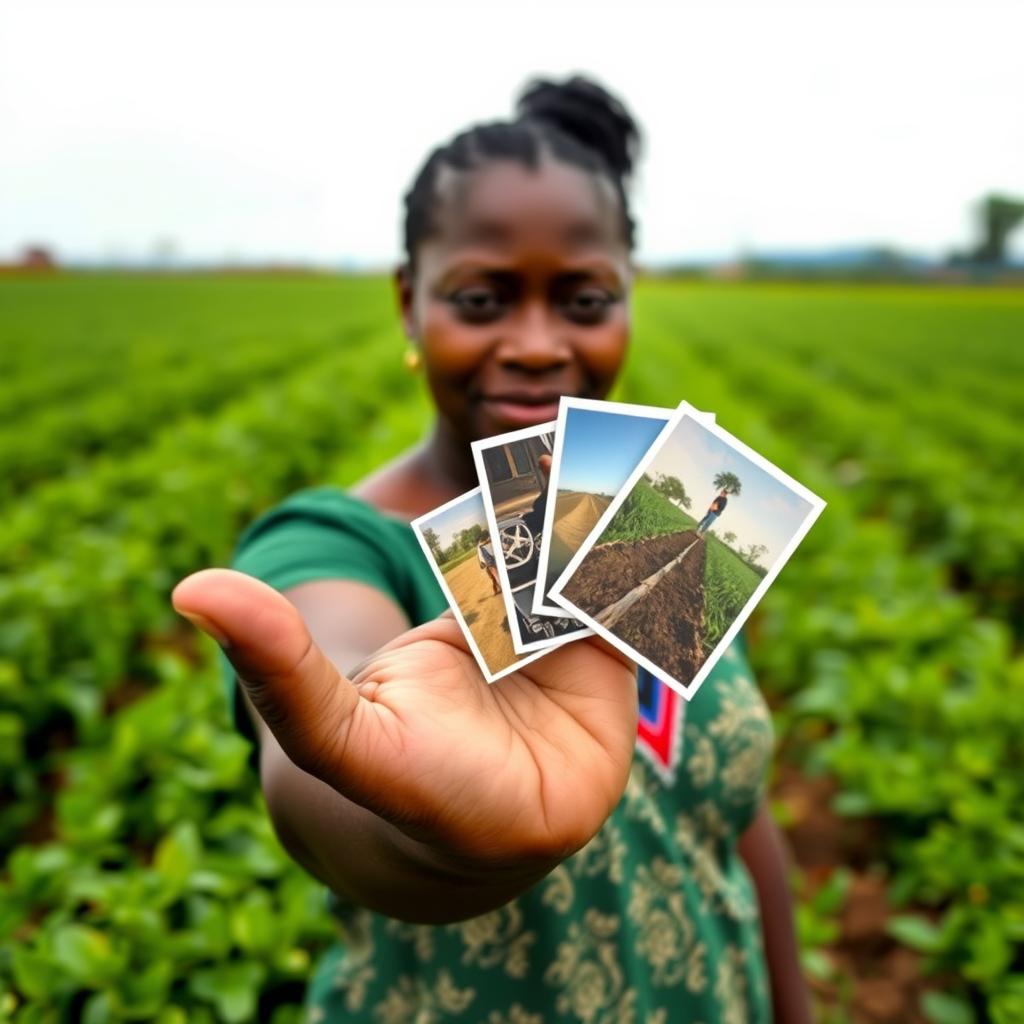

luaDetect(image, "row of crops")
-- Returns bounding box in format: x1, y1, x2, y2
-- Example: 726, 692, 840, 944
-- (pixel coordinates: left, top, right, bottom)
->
602, 478, 696, 542
1, 275, 1022, 1023
701, 538, 760, 656
1, 276, 434, 1023
628, 283, 1024, 1023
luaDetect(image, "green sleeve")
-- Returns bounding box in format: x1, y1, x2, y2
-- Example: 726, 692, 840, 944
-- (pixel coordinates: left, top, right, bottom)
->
219, 487, 413, 779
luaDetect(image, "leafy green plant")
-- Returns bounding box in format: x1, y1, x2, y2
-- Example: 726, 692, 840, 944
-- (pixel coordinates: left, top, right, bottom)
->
600, 479, 697, 543
3, 275, 1022, 1021
701, 537, 759, 653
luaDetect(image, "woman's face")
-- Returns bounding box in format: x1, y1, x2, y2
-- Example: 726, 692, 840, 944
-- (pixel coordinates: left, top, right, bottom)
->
396, 156, 632, 441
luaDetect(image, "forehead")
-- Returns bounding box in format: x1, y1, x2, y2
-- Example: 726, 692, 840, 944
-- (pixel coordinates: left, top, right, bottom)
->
421, 157, 627, 266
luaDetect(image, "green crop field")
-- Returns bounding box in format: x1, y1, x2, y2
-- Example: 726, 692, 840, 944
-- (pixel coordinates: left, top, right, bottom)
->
701, 537, 761, 656
2, 274, 1022, 1024
600, 478, 698, 542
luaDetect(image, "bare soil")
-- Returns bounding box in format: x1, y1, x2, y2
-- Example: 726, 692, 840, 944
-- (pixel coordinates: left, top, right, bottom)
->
560, 530, 698, 613
561, 530, 706, 685
775, 764, 936, 1023
444, 557, 516, 673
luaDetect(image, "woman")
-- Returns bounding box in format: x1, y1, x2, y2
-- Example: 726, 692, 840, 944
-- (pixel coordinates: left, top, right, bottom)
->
477, 536, 501, 595
172, 75, 811, 1023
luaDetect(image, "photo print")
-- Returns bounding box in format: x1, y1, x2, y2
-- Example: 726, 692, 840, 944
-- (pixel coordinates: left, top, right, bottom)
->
550, 405, 826, 699
471, 423, 592, 654
411, 488, 546, 682
537, 398, 716, 615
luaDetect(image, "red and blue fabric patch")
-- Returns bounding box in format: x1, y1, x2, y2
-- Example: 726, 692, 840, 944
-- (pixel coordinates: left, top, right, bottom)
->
636, 666, 684, 784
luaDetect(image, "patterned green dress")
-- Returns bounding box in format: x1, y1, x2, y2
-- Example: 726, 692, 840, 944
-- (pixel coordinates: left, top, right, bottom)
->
221, 487, 776, 1023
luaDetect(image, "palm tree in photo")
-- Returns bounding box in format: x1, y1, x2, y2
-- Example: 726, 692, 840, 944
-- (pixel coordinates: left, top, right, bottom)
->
713, 471, 742, 496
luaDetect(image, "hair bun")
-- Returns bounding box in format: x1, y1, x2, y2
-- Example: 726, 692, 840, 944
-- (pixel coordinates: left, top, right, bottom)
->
515, 74, 641, 183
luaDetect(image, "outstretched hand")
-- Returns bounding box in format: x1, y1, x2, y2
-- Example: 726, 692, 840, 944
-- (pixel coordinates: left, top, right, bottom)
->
172, 568, 638, 869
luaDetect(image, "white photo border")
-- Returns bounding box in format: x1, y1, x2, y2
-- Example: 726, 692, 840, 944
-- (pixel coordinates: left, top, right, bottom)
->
532, 398, 678, 615
411, 486, 548, 683
546, 400, 713, 603
470, 422, 592, 655
549, 402, 827, 700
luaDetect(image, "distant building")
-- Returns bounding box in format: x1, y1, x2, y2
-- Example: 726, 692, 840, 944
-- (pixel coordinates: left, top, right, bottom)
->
0, 245, 58, 273
20, 246, 56, 269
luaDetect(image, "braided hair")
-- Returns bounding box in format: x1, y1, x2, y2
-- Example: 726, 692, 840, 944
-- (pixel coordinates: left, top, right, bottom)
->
401, 75, 642, 275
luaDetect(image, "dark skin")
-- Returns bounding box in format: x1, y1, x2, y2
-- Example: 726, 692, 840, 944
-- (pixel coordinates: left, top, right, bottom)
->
172, 154, 811, 1022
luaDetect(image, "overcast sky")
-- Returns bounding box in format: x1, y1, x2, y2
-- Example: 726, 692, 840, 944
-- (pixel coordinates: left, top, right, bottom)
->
2, 0, 1021, 266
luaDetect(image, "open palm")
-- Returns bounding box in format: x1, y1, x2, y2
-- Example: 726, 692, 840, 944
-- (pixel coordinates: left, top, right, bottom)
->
172, 569, 639, 868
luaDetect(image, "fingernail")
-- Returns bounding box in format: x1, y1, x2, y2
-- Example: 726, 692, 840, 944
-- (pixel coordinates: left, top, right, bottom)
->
179, 611, 231, 649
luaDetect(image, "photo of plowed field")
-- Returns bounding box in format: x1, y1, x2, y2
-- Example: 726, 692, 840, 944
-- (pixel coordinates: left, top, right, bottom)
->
557, 410, 818, 694
546, 490, 611, 587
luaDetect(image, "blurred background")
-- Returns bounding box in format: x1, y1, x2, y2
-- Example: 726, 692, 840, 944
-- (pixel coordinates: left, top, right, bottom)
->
1, 1, 1022, 1022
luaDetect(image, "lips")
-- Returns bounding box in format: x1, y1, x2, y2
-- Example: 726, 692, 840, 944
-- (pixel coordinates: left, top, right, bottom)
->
482, 390, 564, 407
476, 390, 566, 429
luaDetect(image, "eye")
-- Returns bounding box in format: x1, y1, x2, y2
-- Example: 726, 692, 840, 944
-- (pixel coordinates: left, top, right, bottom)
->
448, 287, 505, 323
562, 288, 616, 323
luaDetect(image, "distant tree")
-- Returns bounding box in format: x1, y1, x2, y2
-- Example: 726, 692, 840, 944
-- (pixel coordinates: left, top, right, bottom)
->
452, 524, 485, 556
742, 543, 769, 569
653, 473, 691, 509
973, 194, 1024, 264
723, 531, 737, 546
422, 527, 443, 561
713, 471, 742, 496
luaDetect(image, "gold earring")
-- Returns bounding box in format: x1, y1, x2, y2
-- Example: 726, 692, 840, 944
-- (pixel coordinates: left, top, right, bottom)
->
403, 347, 421, 372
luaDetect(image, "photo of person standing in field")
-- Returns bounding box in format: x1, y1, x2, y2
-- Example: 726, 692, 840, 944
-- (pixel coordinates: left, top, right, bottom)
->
476, 534, 501, 594
554, 411, 822, 698
696, 484, 733, 534
413, 489, 545, 679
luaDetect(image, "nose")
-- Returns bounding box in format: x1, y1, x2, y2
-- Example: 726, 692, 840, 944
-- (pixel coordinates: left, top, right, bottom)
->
495, 301, 571, 373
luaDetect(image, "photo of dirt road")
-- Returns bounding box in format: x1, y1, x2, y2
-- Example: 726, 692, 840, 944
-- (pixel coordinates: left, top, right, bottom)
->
538, 401, 672, 611
545, 491, 611, 593
443, 555, 518, 673
559, 528, 706, 684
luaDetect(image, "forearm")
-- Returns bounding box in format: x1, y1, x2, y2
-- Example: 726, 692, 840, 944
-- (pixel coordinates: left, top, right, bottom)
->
261, 741, 560, 924
737, 802, 813, 1024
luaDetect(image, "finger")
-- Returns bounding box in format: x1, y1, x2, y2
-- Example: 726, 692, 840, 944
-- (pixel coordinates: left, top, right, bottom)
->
171, 568, 366, 791
581, 630, 638, 673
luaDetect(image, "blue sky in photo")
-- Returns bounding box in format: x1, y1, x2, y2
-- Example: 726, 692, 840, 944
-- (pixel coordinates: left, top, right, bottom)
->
558, 407, 670, 496
646, 415, 813, 565
421, 491, 487, 552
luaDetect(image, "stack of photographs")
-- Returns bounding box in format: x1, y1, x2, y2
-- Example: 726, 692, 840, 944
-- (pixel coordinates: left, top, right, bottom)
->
412, 398, 825, 701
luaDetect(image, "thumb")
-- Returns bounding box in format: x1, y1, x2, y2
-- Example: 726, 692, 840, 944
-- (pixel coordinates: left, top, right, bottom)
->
171, 568, 363, 791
